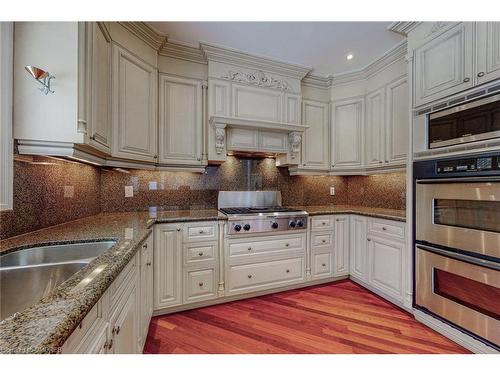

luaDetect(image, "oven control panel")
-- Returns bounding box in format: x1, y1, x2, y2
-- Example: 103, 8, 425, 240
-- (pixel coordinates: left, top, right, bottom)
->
436, 154, 500, 174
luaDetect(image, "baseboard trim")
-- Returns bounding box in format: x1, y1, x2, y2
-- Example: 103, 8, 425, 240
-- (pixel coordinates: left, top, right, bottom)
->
413, 309, 499, 354
349, 276, 411, 313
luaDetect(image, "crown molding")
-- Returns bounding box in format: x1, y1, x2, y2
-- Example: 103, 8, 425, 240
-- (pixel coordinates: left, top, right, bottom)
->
200, 41, 311, 80
332, 40, 407, 85
159, 39, 207, 64
388, 22, 421, 36
118, 22, 167, 51
301, 73, 332, 88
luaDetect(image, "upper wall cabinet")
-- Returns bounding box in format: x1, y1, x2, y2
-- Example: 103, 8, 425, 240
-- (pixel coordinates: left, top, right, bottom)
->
301, 100, 329, 170
112, 45, 158, 163
365, 88, 385, 167
158, 74, 203, 166
476, 22, 500, 85
385, 77, 409, 165
414, 23, 474, 108
331, 98, 364, 171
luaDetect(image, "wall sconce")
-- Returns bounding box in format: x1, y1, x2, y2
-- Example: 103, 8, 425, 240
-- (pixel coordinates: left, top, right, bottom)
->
25, 66, 55, 95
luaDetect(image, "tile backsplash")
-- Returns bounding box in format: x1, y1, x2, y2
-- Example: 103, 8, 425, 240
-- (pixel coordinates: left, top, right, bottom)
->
0, 155, 406, 240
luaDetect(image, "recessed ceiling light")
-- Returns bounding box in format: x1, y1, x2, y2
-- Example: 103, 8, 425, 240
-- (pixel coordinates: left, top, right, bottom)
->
346, 54, 354, 61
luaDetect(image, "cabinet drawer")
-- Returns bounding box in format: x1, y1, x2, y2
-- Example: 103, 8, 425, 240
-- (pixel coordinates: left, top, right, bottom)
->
228, 234, 305, 260
368, 218, 405, 241
184, 268, 217, 303
109, 255, 137, 311
311, 232, 333, 249
311, 215, 334, 231
227, 257, 305, 294
62, 299, 101, 353
184, 242, 217, 265
312, 252, 332, 279
183, 222, 218, 242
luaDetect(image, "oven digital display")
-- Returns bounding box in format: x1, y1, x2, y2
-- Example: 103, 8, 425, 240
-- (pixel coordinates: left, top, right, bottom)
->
436, 155, 500, 173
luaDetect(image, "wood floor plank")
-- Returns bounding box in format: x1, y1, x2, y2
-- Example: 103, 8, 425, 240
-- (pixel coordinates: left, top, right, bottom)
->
144, 280, 470, 354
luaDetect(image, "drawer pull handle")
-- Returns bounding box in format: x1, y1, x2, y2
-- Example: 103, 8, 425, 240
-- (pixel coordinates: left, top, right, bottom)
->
336, 218, 340, 222
112, 326, 120, 335
463, 77, 470, 83
322, 239, 326, 243
143, 243, 148, 249
286, 269, 290, 273
322, 263, 326, 267
146, 262, 152, 266
198, 252, 204, 257
247, 247, 252, 251
477, 71, 485, 77
382, 227, 387, 231
285, 243, 290, 247
248, 274, 253, 279
199, 230, 205, 234
367, 238, 371, 242
104, 339, 113, 350
176, 228, 181, 232
199, 282, 204, 287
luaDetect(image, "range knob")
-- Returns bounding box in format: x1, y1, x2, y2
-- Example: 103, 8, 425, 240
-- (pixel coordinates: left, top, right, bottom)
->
271, 221, 279, 229
289, 220, 297, 228
234, 224, 242, 232
296, 220, 304, 228
243, 224, 251, 231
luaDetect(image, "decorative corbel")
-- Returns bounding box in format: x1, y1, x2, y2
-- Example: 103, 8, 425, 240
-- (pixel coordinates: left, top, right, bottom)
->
288, 131, 302, 160
214, 124, 227, 155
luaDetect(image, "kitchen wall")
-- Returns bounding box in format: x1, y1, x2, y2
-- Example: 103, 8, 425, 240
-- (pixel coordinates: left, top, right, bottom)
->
0, 155, 101, 240
0, 156, 406, 240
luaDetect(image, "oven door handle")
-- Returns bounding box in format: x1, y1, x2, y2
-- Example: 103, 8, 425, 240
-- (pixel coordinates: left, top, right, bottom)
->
416, 177, 500, 184
416, 244, 500, 271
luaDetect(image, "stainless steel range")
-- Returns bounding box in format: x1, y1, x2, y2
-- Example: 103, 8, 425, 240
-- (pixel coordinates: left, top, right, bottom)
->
218, 191, 308, 235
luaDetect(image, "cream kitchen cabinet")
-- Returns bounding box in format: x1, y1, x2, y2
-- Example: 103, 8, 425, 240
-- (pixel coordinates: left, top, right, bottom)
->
413, 22, 474, 107
154, 224, 183, 309
330, 98, 364, 171
112, 44, 158, 163
301, 99, 330, 170
333, 215, 350, 277
138, 235, 153, 351
310, 226, 334, 280
158, 74, 203, 166
476, 22, 500, 85
349, 215, 368, 282
365, 88, 385, 167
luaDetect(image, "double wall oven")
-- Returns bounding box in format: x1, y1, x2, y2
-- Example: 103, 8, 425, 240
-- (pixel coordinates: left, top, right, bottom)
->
414, 152, 500, 350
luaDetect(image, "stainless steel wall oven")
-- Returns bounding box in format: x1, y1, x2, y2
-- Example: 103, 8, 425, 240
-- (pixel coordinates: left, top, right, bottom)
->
413, 151, 500, 350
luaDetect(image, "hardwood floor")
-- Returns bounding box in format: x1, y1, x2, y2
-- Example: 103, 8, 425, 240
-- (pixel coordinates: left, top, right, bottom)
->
144, 280, 470, 354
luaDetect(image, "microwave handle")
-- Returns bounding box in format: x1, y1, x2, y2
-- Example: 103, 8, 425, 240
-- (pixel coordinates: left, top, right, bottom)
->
416, 243, 500, 271
416, 176, 500, 184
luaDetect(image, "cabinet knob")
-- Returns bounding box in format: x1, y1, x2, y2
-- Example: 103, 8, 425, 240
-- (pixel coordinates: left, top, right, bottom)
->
143, 243, 147, 249
286, 269, 290, 273
322, 263, 326, 267
199, 282, 204, 287
379, 160, 383, 164
247, 247, 252, 251
322, 222, 326, 225
198, 252, 204, 257
146, 262, 152, 266
367, 238, 371, 242
248, 274, 253, 279
199, 230, 204, 234
197, 158, 201, 161
176, 228, 181, 232
104, 339, 113, 350
89, 135, 95, 141
285, 243, 290, 247
477, 72, 485, 77
463, 77, 470, 83
112, 326, 120, 335
336, 218, 340, 222
322, 239, 326, 243
153, 155, 158, 159
382, 227, 387, 231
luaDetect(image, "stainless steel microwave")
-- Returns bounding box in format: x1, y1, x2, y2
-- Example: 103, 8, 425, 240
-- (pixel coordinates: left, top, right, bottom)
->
428, 93, 500, 149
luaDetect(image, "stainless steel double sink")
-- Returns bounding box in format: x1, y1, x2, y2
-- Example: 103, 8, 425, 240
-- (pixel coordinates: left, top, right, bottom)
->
0, 240, 116, 321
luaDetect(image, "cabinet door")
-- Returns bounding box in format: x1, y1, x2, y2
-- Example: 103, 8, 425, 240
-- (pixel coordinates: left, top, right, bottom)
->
111, 284, 139, 354
414, 22, 474, 107
88, 23, 112, 153
365, 89, 385, 167
301, 100, 329, 170
385, 77, 409, 165
227, 128, 259, 151
154, 226, 182, 309
284, 93, 301, 124
368, 236, 404, 301
112, 45, 157, 162
158, 75, 203, 165
139, 235, 153, 348
333, 215, 350, 277
476, 22, 500, 85
349, 216, 368, 282
331, 98, 364, 169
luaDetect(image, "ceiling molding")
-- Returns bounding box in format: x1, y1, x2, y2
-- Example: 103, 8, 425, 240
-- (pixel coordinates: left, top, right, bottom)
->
301, 73, 332, 89
200, 41, 312, 80
332, 40, 407, 86
388, 22, 421, 36
118, 22, 167, 51
159, 39, 207, 65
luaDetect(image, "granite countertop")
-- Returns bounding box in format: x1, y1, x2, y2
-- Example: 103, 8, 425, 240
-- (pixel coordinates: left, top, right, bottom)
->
0, 209, 224, 354
0, 205, 403, 353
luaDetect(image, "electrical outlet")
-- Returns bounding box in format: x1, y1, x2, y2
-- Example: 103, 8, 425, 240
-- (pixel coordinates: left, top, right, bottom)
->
330, 186, 335, 195
63, 185, 74, 198
124, 185, 134, 198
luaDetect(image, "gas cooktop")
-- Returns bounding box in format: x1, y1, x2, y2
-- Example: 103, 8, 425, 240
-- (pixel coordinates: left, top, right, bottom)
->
219, 206, 302, 215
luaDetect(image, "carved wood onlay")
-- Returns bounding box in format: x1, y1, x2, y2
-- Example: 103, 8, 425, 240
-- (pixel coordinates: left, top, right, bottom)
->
427, 22, 451, 37
214, 125, 227, 155
221, 70, 291, 91
288, 132, 302, 160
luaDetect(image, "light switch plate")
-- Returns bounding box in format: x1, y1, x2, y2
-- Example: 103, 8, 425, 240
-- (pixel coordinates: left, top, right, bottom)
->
330, 186, 335, 195
125, 186, 134, 198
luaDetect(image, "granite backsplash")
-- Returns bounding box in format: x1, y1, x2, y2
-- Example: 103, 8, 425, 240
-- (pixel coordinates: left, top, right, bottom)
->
0, 155, 406, 240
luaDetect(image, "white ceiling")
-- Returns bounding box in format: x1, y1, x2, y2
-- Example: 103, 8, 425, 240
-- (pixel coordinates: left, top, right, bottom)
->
147, 22, 404, 76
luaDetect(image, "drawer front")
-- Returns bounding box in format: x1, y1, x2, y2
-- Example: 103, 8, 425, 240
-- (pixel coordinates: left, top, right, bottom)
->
311, 215, 334, 231
184, 268, 217, 303
368, 218, 405, 241
227, 257, 305, 294
311, 232, 333, 249
183, 222, 218, 242
184, 242, 217, 265
312, 252, 332, 279
62, 299, 101, 352
109, 255, 137, 310
228, 234, 305, 260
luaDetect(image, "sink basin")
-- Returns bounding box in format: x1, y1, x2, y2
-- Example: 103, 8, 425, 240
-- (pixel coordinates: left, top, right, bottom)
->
0, 240, 116, 320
